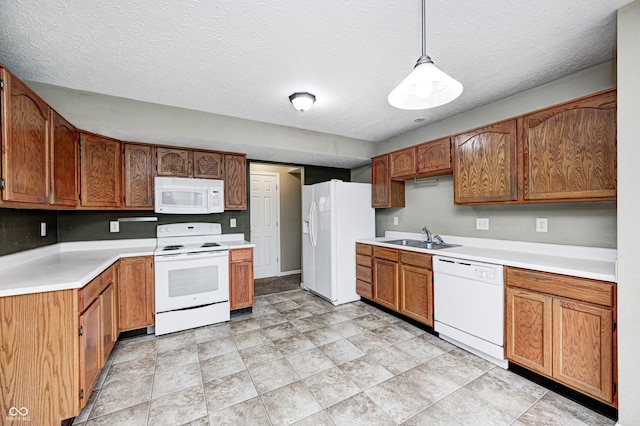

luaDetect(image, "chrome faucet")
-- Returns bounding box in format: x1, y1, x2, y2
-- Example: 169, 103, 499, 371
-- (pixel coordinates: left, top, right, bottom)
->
422, 226, 444, 244
421, 226, 433, 242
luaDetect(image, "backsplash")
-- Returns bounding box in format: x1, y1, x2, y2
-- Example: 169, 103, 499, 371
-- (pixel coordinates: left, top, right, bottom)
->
57, 210, 250, 242
374, 175, 617, 248
0, 208, 58, 256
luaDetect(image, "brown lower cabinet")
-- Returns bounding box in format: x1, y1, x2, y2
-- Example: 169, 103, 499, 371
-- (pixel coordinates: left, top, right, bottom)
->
356, 243, 434, 327
505, 266, 616, 406
230, 248, 254, 310
119, 256, 155, 331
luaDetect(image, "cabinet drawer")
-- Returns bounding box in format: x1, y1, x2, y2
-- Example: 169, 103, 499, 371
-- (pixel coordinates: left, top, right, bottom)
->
356, 265, 372, 282
505, 267, 614, 307
100, 264, 116, 291
356, 254, 373, 267
79, 276, 101, 313
356, 243, 373, 256
400, 251, 432, 269
374, 247, 398, 262
230, 248, 253, 262
356, 280, 373, 299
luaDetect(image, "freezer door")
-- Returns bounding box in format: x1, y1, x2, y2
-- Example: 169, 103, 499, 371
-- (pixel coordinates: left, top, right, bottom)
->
302, 185, 315, 290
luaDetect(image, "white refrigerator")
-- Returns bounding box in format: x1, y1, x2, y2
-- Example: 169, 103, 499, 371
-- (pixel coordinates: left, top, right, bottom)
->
302, 180, 375, 305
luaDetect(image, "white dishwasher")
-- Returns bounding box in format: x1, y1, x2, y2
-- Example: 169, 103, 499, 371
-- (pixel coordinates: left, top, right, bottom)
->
433, 256, 508, 368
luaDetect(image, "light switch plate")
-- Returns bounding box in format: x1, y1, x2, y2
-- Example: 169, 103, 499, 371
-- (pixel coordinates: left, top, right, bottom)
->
230, 218, 237, 228
40, 222, 47, 237
476, 218, 489, 231
393, 217, 399, 225
110, 221, 119, 233
536, 218, 548, 233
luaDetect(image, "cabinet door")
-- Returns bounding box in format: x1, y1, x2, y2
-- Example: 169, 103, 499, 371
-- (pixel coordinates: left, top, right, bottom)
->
123, 143, 154, 208
506, 287, 553, 376
157, 147, 191, 177
454, 119, 517, 204
373, 258, 398, 310
193, 150, 223, 179
100, 283, 117, 362
230, 249, 254, 310
119, 257, 154, 331
51, 111, 78, 206
80, 133, 122, 207
399, 264, 432, 326
371, 154, 405, 208
416, 138, 452, 176
1, 70, 51, 203
553, 298, 614, 403
522, 90, 617, 201
224, 153, 247, 210
79, 300, 101, 409
390, 147, 415, 178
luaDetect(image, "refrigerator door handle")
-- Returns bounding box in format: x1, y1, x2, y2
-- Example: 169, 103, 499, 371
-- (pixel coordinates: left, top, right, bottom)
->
309, 201, 317, 248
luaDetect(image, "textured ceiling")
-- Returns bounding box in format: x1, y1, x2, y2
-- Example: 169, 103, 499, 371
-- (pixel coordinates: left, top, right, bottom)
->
0, 0, 631, 145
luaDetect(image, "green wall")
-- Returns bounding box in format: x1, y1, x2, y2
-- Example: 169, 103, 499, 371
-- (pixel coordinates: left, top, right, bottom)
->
0, 208, 58, 256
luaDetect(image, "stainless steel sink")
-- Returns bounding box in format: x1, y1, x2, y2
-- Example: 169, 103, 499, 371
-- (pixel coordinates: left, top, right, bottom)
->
384, 239, 460, 250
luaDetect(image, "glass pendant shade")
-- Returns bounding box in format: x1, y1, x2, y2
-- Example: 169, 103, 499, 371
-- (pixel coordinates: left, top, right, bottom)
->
388, 59, 463, 110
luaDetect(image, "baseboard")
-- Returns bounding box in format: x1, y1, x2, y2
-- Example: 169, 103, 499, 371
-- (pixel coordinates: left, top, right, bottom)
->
278, 269, 301, 276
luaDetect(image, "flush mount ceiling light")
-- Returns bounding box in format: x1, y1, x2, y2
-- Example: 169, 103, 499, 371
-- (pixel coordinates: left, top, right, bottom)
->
388, 0, 463, 110
289, 92, 316, 113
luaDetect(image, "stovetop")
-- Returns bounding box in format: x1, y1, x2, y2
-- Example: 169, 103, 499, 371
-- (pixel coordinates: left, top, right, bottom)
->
155, 222, 228, 255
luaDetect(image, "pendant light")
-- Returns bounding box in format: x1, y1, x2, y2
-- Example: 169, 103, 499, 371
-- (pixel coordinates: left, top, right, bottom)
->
388, 0, 463, 110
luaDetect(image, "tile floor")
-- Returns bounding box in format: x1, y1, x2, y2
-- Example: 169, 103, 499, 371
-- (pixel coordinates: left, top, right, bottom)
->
73, 288, 615, 426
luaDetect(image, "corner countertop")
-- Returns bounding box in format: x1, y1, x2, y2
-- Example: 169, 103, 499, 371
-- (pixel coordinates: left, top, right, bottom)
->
357, 232, 617, 283
0, 236, 255, 298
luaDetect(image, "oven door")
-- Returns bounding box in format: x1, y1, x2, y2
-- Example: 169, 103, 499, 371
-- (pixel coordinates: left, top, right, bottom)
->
154, 251, 229, 312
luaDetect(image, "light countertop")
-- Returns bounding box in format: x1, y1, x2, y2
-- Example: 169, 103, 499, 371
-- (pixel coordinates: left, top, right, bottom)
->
0, 237, 255, 297
357, 232, 617, 283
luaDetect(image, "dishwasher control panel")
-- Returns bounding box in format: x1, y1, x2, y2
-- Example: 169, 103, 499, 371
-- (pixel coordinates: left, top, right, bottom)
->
433, 256, 503, 286
474, 267, 495, 280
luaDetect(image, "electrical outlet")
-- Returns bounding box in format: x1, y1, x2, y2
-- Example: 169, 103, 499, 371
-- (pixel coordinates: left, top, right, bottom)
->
536, 217, 548, 233
393, 217, 399, 225
109, 221, 119, 233
230, 218, 237, 228
40, 222, 47, 237
476, 218, 489, 231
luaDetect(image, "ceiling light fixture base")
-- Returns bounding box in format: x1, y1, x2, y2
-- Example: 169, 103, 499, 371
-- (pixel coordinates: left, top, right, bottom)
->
289, 92, 316, 113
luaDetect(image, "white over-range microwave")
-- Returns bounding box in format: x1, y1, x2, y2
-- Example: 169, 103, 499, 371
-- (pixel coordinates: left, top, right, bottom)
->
154, 177, 224, 214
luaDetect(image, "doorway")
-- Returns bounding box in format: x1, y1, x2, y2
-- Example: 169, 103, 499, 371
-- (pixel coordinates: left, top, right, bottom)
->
249, 163, 303, 280
250, 172, 280, 279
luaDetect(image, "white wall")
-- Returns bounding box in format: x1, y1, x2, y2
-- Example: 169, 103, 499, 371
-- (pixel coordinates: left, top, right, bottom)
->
616, 2, 640, 424
26, 81, 378, 169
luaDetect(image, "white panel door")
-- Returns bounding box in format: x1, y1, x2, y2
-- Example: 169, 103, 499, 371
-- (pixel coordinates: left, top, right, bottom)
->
250, 172, 280, 279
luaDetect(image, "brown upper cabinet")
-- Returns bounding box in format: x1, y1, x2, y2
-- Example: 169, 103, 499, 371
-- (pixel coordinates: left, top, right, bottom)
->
80, 133, 123, 208
224, 153, 247, 210
156, 147, 191, 177
193, 151, 223, 179
453, 119, 518, 204
416, 138, 452, 176
1, 68, 52, 204
51, 111, 79, 206
390, 147, 415, 179
123, 143, 154, 209
372, 154, 405, 208
521, 89, 617, 201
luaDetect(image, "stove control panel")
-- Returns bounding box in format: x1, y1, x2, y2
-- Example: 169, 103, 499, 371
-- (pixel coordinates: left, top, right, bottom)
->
157, 222, 222, 237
